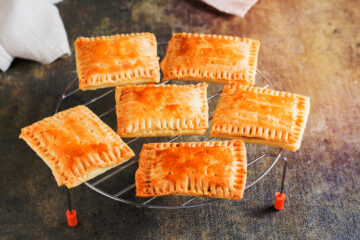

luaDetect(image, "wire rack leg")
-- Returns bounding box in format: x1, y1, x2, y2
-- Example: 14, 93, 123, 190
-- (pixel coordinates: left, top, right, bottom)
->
65, 187, 78, 227
66, 187, 72, 211
274, 156, 288, 211
279, 157, 288, 194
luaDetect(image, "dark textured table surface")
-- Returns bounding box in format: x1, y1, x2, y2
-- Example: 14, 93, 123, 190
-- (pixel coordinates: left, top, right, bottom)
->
1, 0, 359, 239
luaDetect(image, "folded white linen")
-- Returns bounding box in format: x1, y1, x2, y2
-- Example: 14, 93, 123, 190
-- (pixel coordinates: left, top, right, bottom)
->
201, 0, 258, 17
0, 0, 70, 71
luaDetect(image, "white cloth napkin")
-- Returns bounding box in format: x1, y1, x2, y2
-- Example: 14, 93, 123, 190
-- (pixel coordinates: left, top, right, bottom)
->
0, 0, 70, 71
201, 0, 258, 17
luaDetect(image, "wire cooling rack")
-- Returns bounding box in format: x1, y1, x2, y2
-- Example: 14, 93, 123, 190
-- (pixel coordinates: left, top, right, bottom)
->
55, 68, 285, 209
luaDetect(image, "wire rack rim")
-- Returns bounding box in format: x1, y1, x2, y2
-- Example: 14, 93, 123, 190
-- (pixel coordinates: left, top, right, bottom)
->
83, 148, 283, 209
84, 182, 221, 209
57, 69, 284, 209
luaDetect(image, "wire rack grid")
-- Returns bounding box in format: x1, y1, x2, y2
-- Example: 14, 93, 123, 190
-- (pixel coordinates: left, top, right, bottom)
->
55, 43, 285, 209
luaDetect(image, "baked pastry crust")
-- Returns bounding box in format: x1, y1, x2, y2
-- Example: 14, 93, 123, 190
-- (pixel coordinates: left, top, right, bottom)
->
19, 105, 135, 188
75, 33, 160, 90
161, 33, 260, 85
115, 83, 209, 137
210, 84, 310, 151
136, 140, 247, 200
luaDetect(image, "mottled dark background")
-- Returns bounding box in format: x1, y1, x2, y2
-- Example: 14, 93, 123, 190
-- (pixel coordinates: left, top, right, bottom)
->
0, 0, 359, 239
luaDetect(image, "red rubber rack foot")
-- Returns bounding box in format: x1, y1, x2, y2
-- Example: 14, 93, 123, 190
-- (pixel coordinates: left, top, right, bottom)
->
274, 192, 286, 211
66, 209, 78, 227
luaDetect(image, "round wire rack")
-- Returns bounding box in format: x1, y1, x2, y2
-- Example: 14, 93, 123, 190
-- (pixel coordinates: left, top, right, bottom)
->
55, 42, 285, 209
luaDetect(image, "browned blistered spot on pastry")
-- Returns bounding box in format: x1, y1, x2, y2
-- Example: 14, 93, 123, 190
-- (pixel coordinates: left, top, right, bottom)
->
132, 86, 162, 103
222, 90, 297, 129
176, 36, 245, 61
163, 104, 181, 112
121, 85, 201, 120
41, 127, 111, 169
156, 146, 233, 187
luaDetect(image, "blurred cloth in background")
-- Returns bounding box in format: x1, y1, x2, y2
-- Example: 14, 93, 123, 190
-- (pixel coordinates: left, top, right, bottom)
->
0, 0, 257, 72
0, 0, 70, 72
201, 0, 258, 17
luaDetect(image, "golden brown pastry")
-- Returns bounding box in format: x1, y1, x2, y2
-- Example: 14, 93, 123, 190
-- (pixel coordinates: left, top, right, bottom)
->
161, 32, 260, 85
115, 83, 209, 137
210, 84, 310, 151
19, 105, 135, 188
136, 140, 247, 200
75, 33, 160, 90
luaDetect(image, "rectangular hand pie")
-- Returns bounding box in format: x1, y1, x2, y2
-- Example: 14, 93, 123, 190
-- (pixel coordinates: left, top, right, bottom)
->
161, 33, 260, 85
210, 84, 310, 151
115, 83, 209, 137
75, 33, 160, 90
135, 140, 247, 200
19, 105, 135, 188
